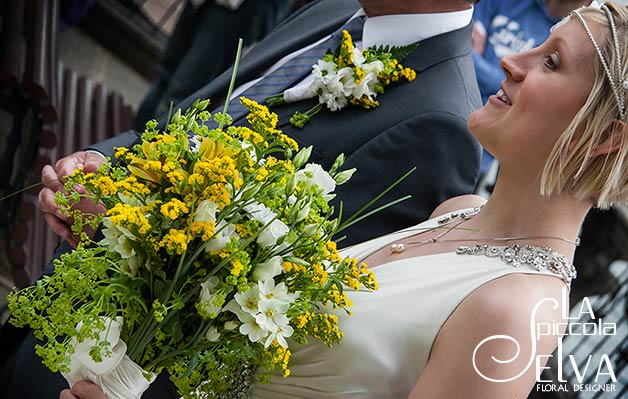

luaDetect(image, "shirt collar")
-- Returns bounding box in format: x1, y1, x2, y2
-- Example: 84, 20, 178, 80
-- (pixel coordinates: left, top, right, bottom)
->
360, 7, 473, 49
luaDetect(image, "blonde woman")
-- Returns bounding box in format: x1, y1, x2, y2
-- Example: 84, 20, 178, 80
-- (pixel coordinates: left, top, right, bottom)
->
60, 2, 628, 398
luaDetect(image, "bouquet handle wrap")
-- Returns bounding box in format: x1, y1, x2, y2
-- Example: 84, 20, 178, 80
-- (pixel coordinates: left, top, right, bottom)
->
61, 317, 157, 399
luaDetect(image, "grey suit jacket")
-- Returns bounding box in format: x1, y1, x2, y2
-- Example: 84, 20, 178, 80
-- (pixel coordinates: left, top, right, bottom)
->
91, 0, 483, 246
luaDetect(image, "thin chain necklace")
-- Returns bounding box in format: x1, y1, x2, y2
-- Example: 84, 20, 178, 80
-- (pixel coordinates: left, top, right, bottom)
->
389, 206, 580, 254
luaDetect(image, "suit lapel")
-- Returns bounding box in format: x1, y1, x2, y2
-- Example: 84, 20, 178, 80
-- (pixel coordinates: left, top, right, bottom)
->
171, 0, 360, 118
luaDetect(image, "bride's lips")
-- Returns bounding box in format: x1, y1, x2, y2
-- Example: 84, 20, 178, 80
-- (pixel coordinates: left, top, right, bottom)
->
488, 85, 512, 108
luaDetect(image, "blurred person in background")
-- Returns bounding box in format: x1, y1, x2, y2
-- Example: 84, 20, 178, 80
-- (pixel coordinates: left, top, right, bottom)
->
134, 0, 308, 130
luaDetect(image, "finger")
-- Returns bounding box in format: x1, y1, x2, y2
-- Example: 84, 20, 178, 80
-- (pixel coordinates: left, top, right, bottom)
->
38, 187, 69, 221
43, 213, 73, 242
70, 381, 107, 399
56, 151, 87, 178
60, 388, 78, 399
82, 152, 106, 173
41, 165, 64, 192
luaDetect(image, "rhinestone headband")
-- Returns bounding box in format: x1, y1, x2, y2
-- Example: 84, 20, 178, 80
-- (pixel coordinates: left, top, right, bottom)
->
570, 3, 627, 120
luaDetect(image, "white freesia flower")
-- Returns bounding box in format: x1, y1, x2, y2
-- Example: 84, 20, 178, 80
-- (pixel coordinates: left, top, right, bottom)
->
257, 219, 290, 248
296, 163, 336, 195
204, 221, 238, 252
264, 323, 294, 348
336, 67, 357, 97
361, 60, 385, 76
258, 279, 299, 304
194, 199, 218, 223
234, 285, 261, 315
251, 256, 284, 281
351, 72, 379, 100
205, 326, 220, 342
198, 276, 224, 317
352, 47, 365, 67
224, 321, 238, 330
223, 298, 248, 322
244, 202, 276, 224
255, 299, 289, 331
100, 220, 142, 275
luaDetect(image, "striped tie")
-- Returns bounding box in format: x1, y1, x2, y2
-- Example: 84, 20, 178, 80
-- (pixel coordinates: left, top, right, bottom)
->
226, 15, 366, 123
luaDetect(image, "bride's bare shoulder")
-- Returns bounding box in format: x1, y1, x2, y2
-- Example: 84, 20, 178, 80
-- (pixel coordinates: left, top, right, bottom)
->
429, 194, 487, 219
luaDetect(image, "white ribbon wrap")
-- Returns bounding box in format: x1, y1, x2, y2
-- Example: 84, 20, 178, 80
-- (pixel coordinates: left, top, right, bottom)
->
61, 317, 157, 399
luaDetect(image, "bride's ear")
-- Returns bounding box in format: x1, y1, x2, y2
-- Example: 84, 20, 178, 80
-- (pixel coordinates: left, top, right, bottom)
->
589, 120, 628, 157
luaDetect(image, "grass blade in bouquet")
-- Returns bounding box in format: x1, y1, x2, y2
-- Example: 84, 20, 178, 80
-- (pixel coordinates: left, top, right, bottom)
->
7, 95, 378, 398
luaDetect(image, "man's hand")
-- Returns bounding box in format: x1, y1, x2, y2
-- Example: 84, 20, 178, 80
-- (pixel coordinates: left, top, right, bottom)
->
38, 151, 107, 248
60, 381, 107, 399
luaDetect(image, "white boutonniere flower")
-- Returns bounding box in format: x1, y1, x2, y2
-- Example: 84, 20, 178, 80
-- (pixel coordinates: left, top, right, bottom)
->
266, 30, 418, 128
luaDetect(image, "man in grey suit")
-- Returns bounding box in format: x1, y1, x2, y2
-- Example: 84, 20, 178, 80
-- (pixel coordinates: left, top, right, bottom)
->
2, 1, 482, 397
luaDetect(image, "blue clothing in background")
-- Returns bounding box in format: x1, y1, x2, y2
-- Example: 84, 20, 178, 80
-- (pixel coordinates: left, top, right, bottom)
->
472, 0, 559, 103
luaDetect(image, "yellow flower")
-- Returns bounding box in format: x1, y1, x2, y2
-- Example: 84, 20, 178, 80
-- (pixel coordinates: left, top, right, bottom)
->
107, 203, 151, 235
160, 198, 189, 220
160, 228, 188, 254
190, 221, 215, 240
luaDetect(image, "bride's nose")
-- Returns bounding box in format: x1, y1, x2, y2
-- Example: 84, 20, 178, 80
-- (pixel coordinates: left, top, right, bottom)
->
500, 53, 527, 82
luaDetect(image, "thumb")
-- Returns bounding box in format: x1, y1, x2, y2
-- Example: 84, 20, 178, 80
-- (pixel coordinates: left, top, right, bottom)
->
82, 151, 106, 173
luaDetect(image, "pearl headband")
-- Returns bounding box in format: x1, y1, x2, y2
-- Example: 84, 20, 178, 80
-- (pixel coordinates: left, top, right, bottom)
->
553, 1, 627, 120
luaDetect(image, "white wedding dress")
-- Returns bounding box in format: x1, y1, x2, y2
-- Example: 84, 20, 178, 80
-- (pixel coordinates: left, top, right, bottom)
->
248, 209, 573, 399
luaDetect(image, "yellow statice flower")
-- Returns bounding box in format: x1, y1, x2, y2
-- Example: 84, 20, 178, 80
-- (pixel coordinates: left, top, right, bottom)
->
160, 228, 188, 255
190, 221, 215, 240
107, 203, 151, 234
160, 198, 189, 220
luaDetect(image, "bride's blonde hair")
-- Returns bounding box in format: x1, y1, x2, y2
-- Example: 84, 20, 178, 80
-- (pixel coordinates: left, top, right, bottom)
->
541, 2, 628, 208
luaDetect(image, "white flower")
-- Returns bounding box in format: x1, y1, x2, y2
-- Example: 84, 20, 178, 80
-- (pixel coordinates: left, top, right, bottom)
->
257, 219, 290, 248
205, 326, 220, 342
361, 60, 385, 76
251, 256, 284, 281
100, 220, 142, 275
204, 221, 238, 252
198, 276, 224, 317
319, 91, 347, 112
224, 299, 249, 322
255, 299, 289, 331
258, 279, 299, 304
234, 285, 261, 315
239, 314, 267, 343
296, 163, 336, 195
352, 48, 365, 67
194, 199, 218, 223
224, 321, 238, 330
351, 72, 379, 100
336, 67, 357, 97
244, 202, 276, 224
264, 323, 294, 348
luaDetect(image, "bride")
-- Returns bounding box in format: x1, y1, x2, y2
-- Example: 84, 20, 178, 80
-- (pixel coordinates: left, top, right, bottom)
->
59, 2, 627, 398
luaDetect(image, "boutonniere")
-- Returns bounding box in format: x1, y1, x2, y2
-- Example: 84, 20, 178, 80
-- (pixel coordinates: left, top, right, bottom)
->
266, 30, 418, 128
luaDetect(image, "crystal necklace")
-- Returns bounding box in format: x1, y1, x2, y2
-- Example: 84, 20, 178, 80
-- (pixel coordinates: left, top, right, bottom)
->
388, 206, 579, 285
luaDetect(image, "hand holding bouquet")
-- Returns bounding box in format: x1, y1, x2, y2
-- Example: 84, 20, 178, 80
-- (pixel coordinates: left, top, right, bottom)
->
8, 98, 377, 398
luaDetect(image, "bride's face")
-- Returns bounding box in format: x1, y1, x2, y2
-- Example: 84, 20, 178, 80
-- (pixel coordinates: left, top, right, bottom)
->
467, 18, 599, 173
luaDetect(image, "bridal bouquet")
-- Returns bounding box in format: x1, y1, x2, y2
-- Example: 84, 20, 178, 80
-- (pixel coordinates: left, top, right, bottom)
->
7, 98, 377, 398
267, 30, 417, 128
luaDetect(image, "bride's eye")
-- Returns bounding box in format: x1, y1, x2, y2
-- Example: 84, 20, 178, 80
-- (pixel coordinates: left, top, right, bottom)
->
544, 52, 560, 70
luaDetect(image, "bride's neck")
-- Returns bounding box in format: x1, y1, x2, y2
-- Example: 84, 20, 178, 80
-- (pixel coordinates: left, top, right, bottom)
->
467, 169, 591, 259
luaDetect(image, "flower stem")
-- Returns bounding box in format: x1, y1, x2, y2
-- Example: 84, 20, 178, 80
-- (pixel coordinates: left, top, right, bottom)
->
219, 38, 244, 130
265, 93, 285, 106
